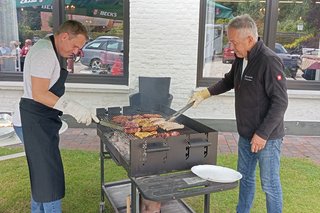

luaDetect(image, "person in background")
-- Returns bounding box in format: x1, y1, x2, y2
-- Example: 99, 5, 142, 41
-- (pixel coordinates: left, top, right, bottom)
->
189, 14, 288, 213
20, 39, 32, 72
0, 41, 10, 55
10, 40, 21, 56
10, 40, 21, 71
0, 41, 13, 71
19, 20, 99, 213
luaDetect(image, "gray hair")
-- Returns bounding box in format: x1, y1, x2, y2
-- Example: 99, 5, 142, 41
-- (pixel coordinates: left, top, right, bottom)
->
228, 14, 258, 39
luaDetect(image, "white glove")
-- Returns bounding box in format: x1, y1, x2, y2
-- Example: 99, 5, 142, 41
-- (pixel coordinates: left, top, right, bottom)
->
54, 95, 99, 126
188, 88, 211, 107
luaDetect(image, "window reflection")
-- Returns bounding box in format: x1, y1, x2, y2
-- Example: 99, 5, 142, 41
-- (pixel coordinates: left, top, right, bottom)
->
0, 1, 20, 72
202, 0, 320, 83
0, 0, 124, 76
202, 0, 266, 78
74, 39, 123, 75
65, 0, 124, 76
276, 1, 320, 81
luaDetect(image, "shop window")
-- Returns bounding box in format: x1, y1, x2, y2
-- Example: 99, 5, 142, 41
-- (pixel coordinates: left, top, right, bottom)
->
275, 0, 320, 88
0, 0, 129, 85
197, 0, 320, 90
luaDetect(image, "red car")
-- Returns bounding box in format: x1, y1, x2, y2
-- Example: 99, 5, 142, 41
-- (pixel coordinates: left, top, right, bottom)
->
222, 43, 235, 64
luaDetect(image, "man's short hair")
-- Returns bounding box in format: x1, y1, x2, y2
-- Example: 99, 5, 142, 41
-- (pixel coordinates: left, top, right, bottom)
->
56, 20, 89, 40
228, 14, 258, 39
25, 39, 32, 45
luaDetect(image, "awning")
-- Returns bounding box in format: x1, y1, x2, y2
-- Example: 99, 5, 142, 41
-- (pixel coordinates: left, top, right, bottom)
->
16, 0, 54, 8
68, 0, 123, 19
207, 1, 234, 19
15, 0, 123, 19
215, 2, 233, 19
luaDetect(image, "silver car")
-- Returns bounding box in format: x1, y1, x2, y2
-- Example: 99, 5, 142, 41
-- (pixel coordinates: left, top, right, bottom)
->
80, 38, 123, 73
95, 35, 120, 40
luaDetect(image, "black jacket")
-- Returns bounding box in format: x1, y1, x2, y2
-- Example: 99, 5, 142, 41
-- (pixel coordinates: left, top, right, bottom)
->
208, 40, 288, 140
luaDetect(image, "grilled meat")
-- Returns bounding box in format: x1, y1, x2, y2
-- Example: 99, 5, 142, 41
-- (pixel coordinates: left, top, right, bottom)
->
155, 131, 180, 138
149, 117, 165, 125
132, 118, 150, 126
132, 114, 144, 119
134, 131, 158, 139
124, 127, 141, 134
112, 115, 131, 124
141, 125, 158, 132
149, 118, 184, 131
142, 113, 162, 118
159, 121, 184, 131
109, 113, 183, 137
124, 121, 139, 128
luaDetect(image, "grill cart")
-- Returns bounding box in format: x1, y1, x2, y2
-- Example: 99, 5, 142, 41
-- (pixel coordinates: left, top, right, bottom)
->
97, 105, 238, 213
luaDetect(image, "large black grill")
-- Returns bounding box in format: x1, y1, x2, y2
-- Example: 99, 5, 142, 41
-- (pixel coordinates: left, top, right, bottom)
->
97, 105, 238, 213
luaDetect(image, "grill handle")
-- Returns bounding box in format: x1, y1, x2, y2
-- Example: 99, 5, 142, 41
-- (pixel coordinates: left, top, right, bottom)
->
188, 140, 211, 148
186, 139, 211, 159
146, 142, 170, 153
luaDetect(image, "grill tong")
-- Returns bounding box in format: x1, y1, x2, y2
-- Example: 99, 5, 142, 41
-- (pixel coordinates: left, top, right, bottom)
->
166, 101, 194, 122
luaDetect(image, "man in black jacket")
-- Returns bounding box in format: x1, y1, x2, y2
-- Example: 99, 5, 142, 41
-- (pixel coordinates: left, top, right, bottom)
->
189, 14, 288, 213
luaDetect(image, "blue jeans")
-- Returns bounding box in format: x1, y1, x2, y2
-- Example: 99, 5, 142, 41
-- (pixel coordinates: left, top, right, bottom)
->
13, 125, 24, 143
31, 197, 62, 213
236, 136, 283, 213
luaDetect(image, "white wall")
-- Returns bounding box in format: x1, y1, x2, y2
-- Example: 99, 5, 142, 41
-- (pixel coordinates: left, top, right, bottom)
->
129, 0, 200, 106
1, 0, 320, 125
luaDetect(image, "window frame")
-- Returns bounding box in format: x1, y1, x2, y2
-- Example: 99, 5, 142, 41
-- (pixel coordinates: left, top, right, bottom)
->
0, 0, 129, 86
197, 0, 320, 91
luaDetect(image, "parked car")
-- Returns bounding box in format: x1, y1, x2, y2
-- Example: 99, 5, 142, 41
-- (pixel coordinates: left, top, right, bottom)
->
274, 43, 300, 79
222, 43, 234, 64
95, 35, 120, 40
222, 42, 300, 79
80, 38, 123, 73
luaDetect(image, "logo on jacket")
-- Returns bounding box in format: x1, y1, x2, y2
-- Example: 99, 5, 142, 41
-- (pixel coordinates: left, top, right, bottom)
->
277, 74, 282, 81
244, 75, 253, 81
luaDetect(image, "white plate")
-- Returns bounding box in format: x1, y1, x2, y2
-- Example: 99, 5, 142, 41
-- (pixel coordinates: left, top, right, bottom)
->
191, 164, 242, 183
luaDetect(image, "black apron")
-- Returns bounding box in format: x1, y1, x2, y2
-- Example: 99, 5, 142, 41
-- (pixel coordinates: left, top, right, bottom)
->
20, 35, 68, 202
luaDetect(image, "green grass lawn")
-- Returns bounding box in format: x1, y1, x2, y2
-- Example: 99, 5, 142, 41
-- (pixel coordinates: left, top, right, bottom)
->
0, 149, 319, 213
0, 146, 24, 157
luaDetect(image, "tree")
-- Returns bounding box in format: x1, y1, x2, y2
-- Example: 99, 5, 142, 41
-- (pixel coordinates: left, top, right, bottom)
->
304, 0, 320, 34
17, 9, 41, 30
236, 0, 265, 35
